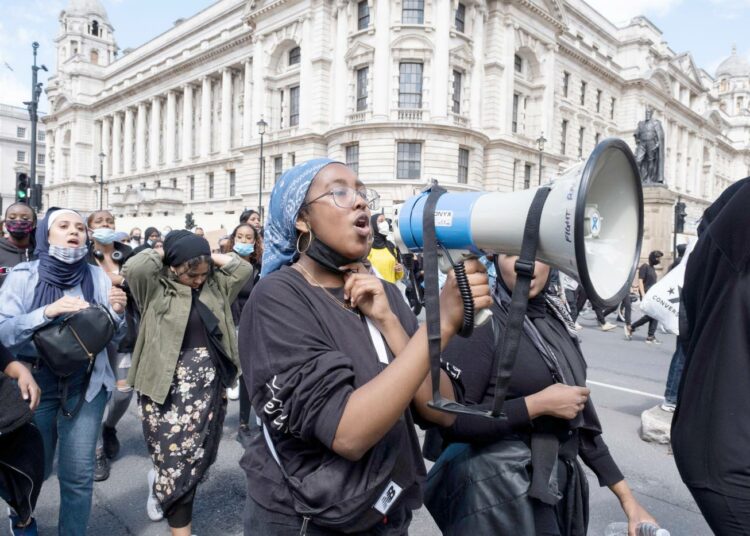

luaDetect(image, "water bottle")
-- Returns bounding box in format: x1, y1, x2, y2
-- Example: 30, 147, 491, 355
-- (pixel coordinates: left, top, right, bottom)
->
605, 521, 671, 536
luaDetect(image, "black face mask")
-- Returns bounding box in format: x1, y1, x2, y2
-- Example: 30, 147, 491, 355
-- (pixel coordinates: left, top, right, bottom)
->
131, 235, 141, 243
305, 236, 361, 273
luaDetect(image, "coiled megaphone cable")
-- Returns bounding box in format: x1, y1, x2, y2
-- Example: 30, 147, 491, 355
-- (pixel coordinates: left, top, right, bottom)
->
439, 246, 475, 338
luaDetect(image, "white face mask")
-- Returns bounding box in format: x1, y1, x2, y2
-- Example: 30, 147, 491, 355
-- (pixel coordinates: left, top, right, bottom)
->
377, 221, 390, 236
48, 244, 88, 264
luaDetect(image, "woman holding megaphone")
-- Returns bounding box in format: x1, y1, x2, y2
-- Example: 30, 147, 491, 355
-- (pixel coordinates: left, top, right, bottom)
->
423, 255, 657, 536
237, 159, 490, 534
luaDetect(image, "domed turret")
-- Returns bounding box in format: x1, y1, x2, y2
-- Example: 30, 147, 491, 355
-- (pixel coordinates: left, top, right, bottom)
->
716, 45, 750, 78
61, 0, 110, 24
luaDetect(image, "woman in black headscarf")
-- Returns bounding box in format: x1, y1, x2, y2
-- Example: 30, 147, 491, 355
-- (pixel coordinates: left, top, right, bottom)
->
131, 227, 160, 255
425, 255, 656, 536
124, 231, 252, 535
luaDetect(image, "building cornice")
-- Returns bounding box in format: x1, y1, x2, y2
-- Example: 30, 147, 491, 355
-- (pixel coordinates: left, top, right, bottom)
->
557, 40, 623, 83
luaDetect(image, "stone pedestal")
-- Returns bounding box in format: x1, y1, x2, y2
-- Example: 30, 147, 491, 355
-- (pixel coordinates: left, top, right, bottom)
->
640, 405, 673, 444
642, 185, 678, 267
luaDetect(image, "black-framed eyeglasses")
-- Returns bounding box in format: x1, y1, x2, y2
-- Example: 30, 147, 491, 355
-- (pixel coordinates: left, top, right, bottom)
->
303, 186, 380, 210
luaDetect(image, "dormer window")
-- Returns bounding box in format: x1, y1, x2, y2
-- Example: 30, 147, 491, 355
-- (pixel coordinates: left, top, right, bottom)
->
91, 20, 99, 36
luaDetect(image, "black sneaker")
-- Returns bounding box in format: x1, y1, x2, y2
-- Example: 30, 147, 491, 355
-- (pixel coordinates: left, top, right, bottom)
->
94, 450, 110, 482
102, 426, 120, 459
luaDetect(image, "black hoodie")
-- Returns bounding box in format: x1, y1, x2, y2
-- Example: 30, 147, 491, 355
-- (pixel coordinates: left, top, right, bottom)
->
0, 237, 36, 288
672, 177, 750, 498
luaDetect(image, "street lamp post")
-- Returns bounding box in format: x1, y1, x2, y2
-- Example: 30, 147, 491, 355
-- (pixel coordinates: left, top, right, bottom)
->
25, 42, 47, 212
257, 116, 267, 219
536, 132, 547, 186
98, 152, 106, 210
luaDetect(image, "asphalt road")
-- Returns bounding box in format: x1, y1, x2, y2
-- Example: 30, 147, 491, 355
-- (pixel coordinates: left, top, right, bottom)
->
25, 307, 711, 535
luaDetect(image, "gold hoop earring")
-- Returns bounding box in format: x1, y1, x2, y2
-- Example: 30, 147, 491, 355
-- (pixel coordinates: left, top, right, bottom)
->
296, 225, 314, 255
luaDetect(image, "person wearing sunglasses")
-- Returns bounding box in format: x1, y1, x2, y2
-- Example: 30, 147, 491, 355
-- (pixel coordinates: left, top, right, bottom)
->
237, 158, 491, 534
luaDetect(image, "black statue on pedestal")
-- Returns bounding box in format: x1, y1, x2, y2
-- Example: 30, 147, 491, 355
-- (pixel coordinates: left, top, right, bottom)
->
634, 108, 665, 185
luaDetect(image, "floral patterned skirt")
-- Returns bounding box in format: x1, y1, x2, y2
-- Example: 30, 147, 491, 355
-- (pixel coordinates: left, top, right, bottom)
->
139, 347, 227, 514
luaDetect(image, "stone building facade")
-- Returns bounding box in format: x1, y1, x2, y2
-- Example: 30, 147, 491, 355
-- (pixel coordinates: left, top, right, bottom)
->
0, 104, 46, 213
42, 0, 750, 252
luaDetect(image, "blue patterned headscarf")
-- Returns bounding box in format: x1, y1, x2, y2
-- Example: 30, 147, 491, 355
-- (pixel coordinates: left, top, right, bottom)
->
261, 158, 342, 277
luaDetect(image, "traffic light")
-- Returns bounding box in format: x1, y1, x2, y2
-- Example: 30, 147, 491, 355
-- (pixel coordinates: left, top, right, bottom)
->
15, 173, 29, 203
674, 200, 687, 234
32, 183, 43, 211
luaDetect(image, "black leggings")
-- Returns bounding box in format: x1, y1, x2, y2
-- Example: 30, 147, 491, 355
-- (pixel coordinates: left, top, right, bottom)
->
689, 487, 750, 535
166, 487, 196, 529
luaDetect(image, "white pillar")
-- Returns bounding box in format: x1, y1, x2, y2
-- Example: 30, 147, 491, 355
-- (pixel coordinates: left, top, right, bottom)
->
182, 84, 193, 160
243, 59, 253, 145
470, 7, 485, 127
221, 68, 232, 154
124, 107, 134, 173
112, 113, 121, 176
200, 76, 211, 158
332, 3, 348, 125
252, 38, 265, 132
372, 1, 391, 120
136, 102, 147, 171
299, 17, 312, 128
541, 44, 556, 141
150, 96, 161, 167
431, 0, 451, 121
54, 127, 63, 181
101, 116, 111, 177
166, 90, 176, 163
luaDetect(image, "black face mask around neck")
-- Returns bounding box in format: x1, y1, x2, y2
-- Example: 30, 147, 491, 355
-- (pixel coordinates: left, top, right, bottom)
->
305, 235, 362, 273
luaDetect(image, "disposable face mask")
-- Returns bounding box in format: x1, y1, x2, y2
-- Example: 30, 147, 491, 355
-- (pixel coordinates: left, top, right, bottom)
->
233, 242, 255, 257
377, 221, 390, 236
92, 228, 117, 245
49, 244, 88, 264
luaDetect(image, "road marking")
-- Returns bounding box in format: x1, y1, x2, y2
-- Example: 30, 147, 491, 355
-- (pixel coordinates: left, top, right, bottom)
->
587, 380, 664, 400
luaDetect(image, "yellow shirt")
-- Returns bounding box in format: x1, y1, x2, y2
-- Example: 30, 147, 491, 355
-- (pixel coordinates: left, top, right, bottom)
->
368, 247, 399, 283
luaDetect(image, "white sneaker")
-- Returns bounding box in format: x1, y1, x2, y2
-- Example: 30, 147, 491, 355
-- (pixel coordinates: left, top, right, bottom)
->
660, 402, 676, 413
600, 322, 616, 332
227, 383, 240, 400
146, 468, 164, 522
574, 323, 583, 331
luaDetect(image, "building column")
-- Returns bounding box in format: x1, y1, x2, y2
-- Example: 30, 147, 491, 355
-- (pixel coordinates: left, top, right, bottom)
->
54, 127, 63, 182
221, 68, 232, 154
431, 0, 451, 121
112, 113, 121, 176
470, 6, 485, 126
252, 38, 265, 134
200, 76, 211, 158
243, 59, 253, 145
182, 84, 193, 160
101, 116, 111, 177
124, 107, 134, 173
372, 0, 391, 120
166, 90, 176, 163
332, 3, 348, 125
136, 102, 147, 171
150, 96, 161, 167
300, 15, 312, 128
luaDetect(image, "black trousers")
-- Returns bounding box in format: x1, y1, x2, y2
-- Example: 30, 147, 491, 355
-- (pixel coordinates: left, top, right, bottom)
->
632, 314, 658, 337
689, 486, 750, 535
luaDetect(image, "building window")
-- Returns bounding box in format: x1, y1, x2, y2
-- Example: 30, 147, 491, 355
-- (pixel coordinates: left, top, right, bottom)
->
171, 178, 177, 188
38, 153, 45, 165
208, 172, 214, 198
578, 127, 585, 158
290, 152, 296, 167
38, 175, 44, 185
524, 163, 532, 189
289, 86, 300, 127
397, 142, 421, 180
594, 132, 601, 146
356, 67, 369, 111
512, 93, 520, 133
452, 70, 463, 114
563, 71, 570, 98
561, 119, 568, 155
346, 144, 359, 174
189, 176, 195, 200
596, 89, 602, 113
274, 156, 283, 183
610, 97, 616, 119
16, 127, 26, 138
229, 170, 236, 196
514, 54, 523, 74
38, 131, 45, 141
16, 151, 25, 162
288, 47, 301, 66
455, 3, 466, 32
155, 180, 161, 188
580, 81, 587, 106
402, 0, 424, 24
458, 148, 469, 184
398, 62, 423, 109
358, 1, 370, 30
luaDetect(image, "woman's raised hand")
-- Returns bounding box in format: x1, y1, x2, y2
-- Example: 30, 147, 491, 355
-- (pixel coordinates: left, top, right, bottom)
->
438, 258, 491, 336
43, 296, 90, 319
526, 383, 591, 420
342, 263, 394, 325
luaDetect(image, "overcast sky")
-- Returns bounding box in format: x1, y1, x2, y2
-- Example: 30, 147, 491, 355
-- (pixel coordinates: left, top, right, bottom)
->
0, 0, 747, 113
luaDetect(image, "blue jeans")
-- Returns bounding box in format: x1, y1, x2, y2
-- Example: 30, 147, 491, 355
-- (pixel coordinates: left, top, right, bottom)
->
664, 342, 686, 404
32, 363, 108, 536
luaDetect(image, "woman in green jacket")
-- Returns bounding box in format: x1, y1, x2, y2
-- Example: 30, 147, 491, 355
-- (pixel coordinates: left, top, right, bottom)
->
123, 230, 253, 536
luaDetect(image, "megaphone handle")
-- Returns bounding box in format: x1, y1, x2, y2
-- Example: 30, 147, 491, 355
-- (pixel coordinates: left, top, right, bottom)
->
449, 256, 476, 338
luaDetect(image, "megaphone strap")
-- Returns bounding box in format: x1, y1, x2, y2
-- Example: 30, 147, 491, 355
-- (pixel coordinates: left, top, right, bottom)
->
491, 187, 551, 417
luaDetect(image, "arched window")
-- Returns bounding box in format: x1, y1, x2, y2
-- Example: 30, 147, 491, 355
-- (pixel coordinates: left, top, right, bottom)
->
288, 47, 301, 66
91, 20, 99, 36
90, 49, 99, 64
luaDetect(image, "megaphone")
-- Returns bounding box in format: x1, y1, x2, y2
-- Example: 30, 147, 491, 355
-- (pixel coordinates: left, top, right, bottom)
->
396, 138, 644, 310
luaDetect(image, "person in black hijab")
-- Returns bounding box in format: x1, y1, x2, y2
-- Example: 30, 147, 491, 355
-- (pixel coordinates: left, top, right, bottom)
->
425, 255, 656, 536
672, 177, 750, 535
132, 227, 160, 255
